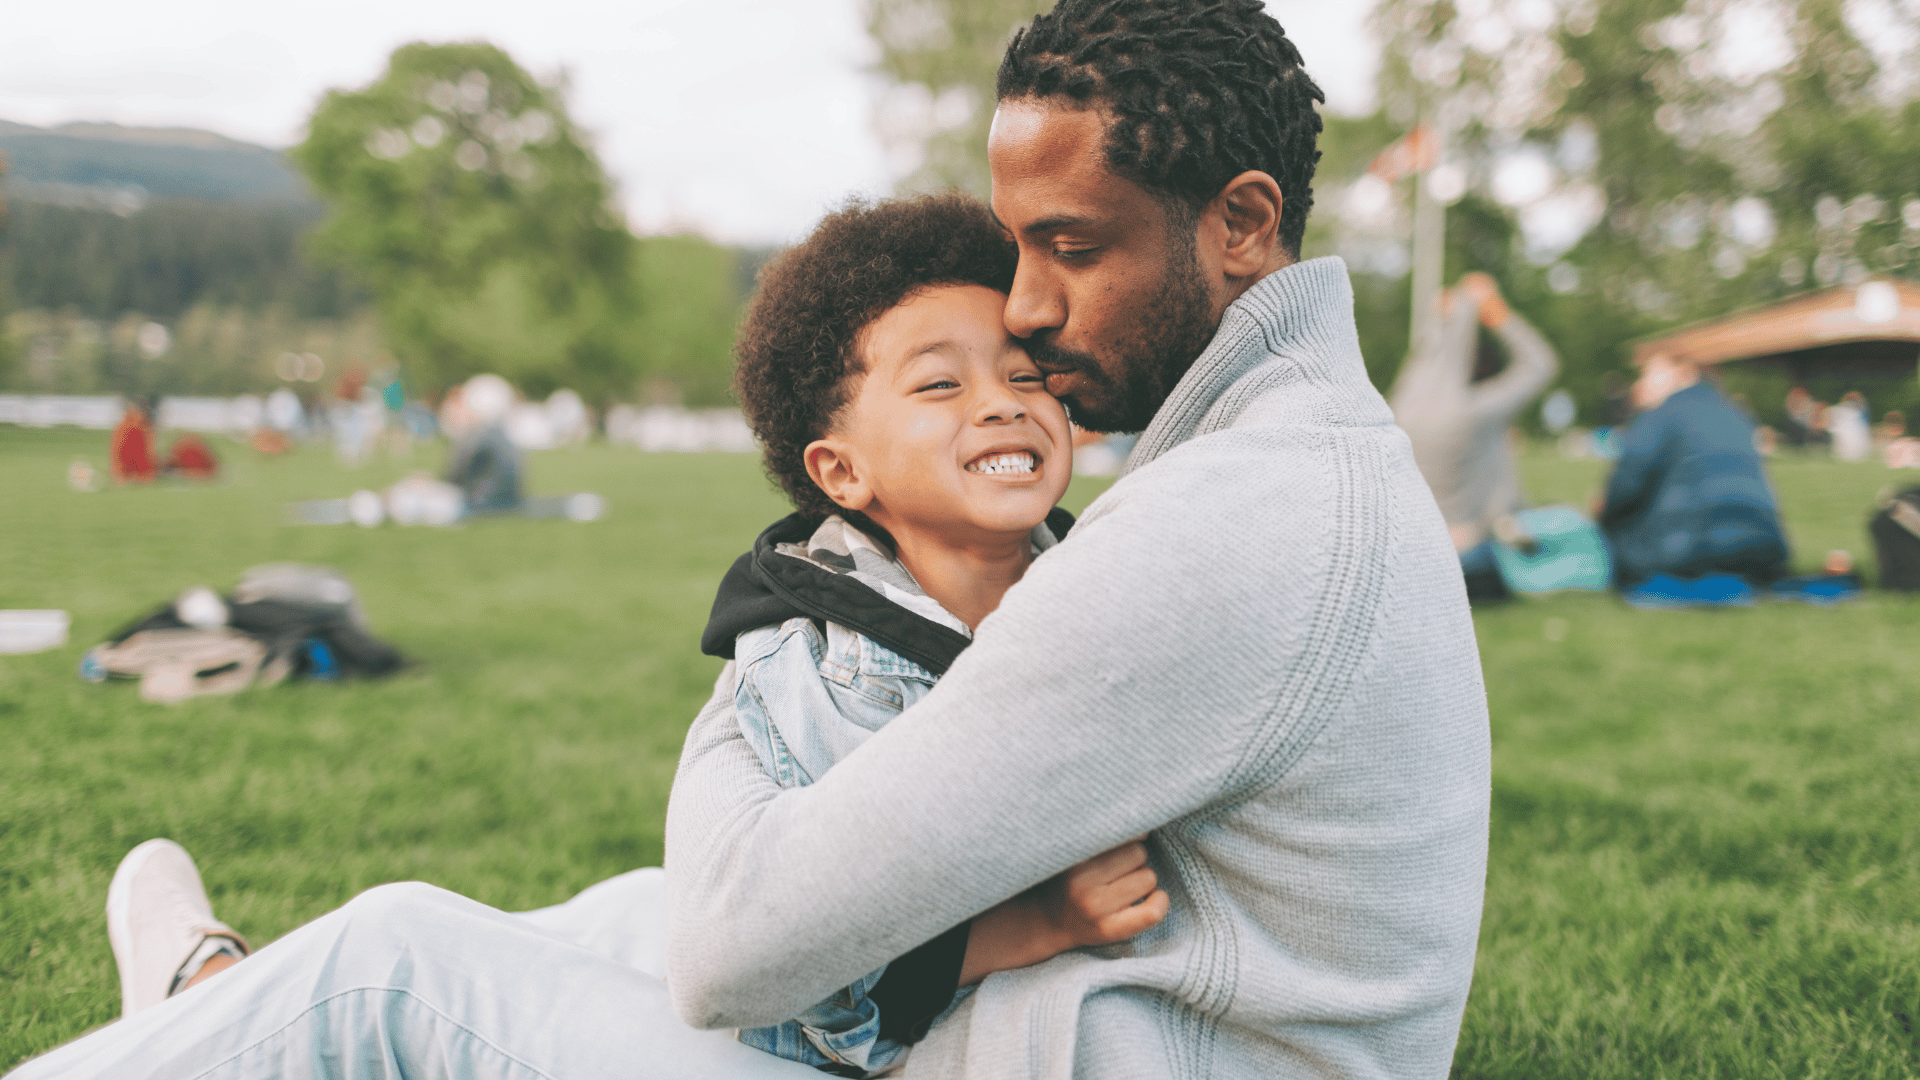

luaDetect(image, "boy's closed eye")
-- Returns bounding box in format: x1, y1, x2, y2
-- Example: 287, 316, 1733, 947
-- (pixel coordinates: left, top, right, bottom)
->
915, 373, 1045, 394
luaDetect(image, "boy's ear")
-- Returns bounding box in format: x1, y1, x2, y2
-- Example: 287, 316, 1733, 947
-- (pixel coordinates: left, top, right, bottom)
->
804, 438, 874, 512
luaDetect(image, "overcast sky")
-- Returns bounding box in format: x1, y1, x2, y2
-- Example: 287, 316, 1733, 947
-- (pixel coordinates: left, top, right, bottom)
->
0, 0, 1379, 245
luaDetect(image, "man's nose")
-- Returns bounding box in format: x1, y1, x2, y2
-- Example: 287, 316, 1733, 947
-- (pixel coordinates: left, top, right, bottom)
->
1003, 259, 1065, 340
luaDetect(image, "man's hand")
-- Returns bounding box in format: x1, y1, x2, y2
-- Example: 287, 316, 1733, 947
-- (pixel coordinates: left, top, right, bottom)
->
960, 839, 1170, 985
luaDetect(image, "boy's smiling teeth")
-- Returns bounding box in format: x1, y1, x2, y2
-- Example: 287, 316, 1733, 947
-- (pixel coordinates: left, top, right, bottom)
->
967, 451, 1037, 475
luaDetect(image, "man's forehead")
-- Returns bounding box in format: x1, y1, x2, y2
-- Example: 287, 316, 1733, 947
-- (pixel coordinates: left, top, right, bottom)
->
989, 99, 1106, 172
988, 99, 1150, 228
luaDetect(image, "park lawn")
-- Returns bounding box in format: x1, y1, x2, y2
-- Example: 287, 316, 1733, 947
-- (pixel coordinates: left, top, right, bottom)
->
2, 424, 1918, 1075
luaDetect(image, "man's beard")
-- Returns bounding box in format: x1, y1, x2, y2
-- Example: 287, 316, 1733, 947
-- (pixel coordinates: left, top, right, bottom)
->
1026, 239, 1218, 434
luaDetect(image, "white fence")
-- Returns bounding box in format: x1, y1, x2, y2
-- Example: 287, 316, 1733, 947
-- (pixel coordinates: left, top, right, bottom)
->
604, 406, 758, 453
157, 396, 266, 434
0, 394, 274, 433
1, 393, 765, 455
0, 395, 126, 429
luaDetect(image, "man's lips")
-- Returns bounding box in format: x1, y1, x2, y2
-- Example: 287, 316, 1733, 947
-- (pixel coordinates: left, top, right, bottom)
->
1043, 371, 1082, 395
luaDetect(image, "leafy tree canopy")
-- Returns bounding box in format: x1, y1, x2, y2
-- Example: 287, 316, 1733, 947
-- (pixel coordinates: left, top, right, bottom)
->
867, 1, 1920, 425
1341, 0, 1920, 423
869, 0, 1051, 196
293, 42, 641, 400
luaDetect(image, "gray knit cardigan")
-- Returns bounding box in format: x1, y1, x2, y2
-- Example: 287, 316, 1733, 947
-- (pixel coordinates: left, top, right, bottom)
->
665, 256, 1491, 1080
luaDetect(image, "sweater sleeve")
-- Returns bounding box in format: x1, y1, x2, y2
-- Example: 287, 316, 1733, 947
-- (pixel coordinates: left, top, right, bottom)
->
665, 457, 1351, 1029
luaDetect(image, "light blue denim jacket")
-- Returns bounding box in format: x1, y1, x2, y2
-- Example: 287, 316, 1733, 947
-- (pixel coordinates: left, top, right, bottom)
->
728, 514, 1060, 1075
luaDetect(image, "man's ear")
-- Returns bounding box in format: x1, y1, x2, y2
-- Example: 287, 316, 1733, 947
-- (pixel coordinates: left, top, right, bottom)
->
1212, 170, 1286, 279
804, 438, 874, 512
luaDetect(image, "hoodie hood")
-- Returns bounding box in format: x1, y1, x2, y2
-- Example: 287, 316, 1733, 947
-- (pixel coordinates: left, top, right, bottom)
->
701, 509, 1074, 676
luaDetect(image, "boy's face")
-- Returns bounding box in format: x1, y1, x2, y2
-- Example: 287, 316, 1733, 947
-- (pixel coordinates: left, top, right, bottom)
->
806, 283, 1072, 543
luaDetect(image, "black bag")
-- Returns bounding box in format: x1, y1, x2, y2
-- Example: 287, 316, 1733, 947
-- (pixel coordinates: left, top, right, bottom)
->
96, 565, 405, 686
1870, 486, 1920, 592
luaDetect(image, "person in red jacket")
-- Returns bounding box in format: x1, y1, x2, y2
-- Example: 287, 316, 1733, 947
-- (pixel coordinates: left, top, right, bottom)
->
109, 405, 157, 484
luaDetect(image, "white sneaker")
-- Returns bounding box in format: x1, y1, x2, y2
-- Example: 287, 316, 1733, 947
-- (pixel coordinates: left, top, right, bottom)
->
105, 839, 248, 1016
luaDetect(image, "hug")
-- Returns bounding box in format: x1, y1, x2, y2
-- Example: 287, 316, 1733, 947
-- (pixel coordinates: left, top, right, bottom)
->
9, 1, 1490, 1077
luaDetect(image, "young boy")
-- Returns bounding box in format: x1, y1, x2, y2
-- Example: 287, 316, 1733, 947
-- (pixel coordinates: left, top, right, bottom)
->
699, 193, 1169, 1075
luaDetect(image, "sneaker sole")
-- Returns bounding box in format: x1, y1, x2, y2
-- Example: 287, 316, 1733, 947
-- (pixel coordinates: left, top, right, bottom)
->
105, 838, 187, 1018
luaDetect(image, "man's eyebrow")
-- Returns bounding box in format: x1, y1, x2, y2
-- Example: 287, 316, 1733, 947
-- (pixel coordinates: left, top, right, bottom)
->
989, 206, 1093, 237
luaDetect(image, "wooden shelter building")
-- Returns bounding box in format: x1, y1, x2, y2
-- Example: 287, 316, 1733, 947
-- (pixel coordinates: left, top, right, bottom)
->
1632, 279, 1920, 385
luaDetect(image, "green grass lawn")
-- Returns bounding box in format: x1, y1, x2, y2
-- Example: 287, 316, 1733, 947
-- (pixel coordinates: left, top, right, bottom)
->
3, 425, 1918, 1075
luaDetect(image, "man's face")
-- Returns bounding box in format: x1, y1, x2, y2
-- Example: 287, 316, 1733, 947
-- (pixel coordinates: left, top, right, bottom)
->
814, 284, 1073, 543
987, 99, 1219, 434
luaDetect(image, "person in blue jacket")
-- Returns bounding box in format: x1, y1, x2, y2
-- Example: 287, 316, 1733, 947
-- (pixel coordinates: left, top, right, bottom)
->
1598, 353, 1789, 588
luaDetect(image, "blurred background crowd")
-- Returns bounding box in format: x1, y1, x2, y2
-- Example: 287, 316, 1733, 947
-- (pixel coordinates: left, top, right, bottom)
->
5, 0, 1918, 603
0, 0, 1911, 449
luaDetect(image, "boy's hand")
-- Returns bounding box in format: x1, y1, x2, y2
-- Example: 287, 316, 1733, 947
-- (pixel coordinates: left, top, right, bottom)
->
1039, 838, 1170, 949
959, 839, 1170, 985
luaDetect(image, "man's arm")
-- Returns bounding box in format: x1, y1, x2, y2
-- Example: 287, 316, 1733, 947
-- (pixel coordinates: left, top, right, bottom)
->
665, 464, 1350, 1028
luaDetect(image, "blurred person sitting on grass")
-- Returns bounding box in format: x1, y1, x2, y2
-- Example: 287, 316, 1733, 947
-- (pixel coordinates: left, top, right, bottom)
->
1597, 353, 1789, 589
1389, 272, 1559, 603
162, 434, 219, 481
9, 3, 1490, 1078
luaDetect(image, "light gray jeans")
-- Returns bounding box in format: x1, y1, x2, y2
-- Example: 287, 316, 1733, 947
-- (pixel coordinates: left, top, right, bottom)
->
8, 869, 817, 1079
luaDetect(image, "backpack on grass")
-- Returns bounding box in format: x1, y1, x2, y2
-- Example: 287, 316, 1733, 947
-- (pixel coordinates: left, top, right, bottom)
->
82, 565, 405, 703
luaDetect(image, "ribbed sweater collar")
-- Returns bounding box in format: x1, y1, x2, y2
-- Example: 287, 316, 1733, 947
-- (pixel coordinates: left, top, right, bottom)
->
1124, 255, 1358, 475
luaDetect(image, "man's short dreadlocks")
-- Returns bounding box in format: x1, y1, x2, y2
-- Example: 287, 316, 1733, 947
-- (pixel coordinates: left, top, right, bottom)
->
996, 0, 1325, 258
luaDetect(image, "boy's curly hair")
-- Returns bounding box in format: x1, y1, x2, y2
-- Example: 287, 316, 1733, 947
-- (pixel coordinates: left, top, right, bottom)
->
733, 193, 1017, 519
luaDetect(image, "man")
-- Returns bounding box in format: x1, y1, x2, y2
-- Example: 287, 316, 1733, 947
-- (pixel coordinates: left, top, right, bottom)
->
9, 3, 1487, 1078
667, 1, 1488, 1076
1600, 353, 1788, 589
1390, 272, 1559, 602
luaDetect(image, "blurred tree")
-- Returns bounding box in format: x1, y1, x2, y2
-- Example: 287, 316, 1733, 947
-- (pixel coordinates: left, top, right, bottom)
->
1331, 0, 1920, 424
0, 199, 360, 321
0, 154, 12, 387
868, 0, 1051, 195
2, 303, 391, 397
630, 234, 744, 406
293, 42, 640, 401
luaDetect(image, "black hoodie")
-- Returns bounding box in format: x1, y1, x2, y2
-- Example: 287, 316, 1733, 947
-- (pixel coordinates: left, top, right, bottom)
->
701, 507, 1076, 675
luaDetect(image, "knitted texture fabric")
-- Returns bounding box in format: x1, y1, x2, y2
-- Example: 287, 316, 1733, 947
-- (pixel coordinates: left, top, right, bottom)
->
664, 256, 1491, 1080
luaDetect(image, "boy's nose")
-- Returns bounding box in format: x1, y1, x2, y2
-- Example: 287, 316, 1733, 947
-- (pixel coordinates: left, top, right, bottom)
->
976, 389, 1027, 425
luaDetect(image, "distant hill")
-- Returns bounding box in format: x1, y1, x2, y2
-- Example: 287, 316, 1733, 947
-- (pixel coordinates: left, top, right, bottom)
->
0, 120, 312, 210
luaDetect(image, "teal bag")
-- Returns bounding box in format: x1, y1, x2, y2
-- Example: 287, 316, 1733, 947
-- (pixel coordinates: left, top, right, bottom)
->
1491, 506, 1613, 593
